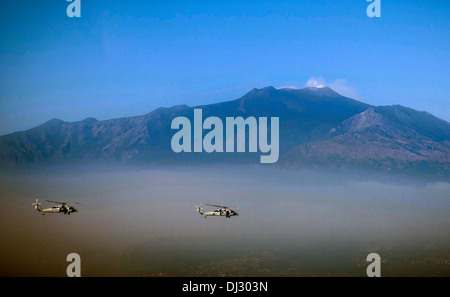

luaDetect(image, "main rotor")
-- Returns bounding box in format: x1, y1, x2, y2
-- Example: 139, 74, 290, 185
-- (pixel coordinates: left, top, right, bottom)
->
46, 200, 80, 206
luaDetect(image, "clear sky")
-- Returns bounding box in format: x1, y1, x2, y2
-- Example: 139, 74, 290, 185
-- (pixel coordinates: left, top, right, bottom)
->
1, 0, 449, 135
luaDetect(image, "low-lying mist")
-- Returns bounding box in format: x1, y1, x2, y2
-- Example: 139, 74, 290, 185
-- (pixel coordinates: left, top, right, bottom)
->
0, 165, 449, 276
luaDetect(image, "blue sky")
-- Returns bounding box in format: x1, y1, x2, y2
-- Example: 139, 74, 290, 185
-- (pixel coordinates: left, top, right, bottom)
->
1, 0, 449, 135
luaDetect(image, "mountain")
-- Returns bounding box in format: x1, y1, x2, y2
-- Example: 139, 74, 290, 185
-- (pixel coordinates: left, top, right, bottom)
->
0, 86, 449, 177
283, 105, 450, 176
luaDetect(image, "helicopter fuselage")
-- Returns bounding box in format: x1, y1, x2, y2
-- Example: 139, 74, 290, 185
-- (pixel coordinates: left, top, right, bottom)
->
197, 206, 238, 218
33, 199, 78, 215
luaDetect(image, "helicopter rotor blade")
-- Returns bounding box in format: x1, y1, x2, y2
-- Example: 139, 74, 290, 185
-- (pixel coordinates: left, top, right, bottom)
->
46, 200, 66, 204
45, 200, 80, 205
205, 204, 239, 210
206, 204, 229, 209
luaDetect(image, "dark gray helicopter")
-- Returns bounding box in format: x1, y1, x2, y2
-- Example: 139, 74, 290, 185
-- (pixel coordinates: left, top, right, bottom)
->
195, 204, 239, 218
32, 199, 79, 215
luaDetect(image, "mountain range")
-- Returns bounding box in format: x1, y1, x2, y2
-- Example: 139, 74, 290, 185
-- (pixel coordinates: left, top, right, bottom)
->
0, 86, 449, 177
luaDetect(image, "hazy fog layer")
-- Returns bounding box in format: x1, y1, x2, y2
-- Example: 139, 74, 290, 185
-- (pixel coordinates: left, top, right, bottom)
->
0, 165, 449, 276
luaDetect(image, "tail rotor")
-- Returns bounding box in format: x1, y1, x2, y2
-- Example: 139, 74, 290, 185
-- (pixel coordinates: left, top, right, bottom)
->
32, 199, 42, 211
195, 203, 204, 215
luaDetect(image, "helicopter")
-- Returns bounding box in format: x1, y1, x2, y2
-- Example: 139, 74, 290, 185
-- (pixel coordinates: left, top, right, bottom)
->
195, 204, 239, 218
32, 199, 79, 215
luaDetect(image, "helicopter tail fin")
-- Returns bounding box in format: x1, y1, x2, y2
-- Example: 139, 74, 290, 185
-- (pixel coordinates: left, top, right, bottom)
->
32, 199, 42, 212
195, 204, 204, 215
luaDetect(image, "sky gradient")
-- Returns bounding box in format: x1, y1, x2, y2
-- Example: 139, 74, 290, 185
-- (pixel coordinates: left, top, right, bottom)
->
1, 0, 449, 135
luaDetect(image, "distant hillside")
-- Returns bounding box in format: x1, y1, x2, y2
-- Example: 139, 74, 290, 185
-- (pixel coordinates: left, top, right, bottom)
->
0, 86, 449, 177
282, 105, 450, 177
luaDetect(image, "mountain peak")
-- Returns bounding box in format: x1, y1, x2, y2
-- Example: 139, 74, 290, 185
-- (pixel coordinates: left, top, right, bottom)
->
276, 86, 342, 97
241, 86, 278, 100
249, 86, 277, 93
340, 107, 383, 133
42, 118, 64, 126
148, 104, 191, 116
244, 85, 342, 98
301, 86, 341, 97
81, 117, 98, 123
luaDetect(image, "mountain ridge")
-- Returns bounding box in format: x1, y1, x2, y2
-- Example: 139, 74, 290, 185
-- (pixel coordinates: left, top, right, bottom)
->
0, 86, 449, 177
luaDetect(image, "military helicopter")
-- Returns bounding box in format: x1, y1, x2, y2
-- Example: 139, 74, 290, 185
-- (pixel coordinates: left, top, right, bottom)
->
32, 199, 79, 215
195, 204, 239, 218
